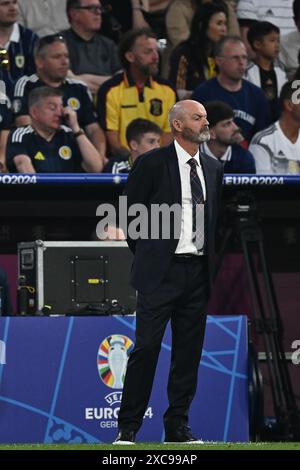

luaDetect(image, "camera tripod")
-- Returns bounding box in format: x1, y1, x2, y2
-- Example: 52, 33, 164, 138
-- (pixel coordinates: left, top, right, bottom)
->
214, 191, 300, 441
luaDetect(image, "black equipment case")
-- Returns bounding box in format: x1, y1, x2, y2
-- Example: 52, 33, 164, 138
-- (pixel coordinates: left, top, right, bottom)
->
17, 240, 135, 315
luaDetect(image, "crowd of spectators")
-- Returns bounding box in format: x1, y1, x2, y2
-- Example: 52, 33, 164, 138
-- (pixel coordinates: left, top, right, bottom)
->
0, 0, 300, 176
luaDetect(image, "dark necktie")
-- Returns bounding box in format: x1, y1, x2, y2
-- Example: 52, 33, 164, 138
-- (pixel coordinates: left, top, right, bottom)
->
187, 158, 205, 250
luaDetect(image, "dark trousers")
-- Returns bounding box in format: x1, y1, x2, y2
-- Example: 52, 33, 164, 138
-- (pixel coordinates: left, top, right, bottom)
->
118, 256, 209, 433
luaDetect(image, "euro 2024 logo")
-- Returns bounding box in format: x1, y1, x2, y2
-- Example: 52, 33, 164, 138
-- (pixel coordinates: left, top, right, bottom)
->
97, 335, 133, 389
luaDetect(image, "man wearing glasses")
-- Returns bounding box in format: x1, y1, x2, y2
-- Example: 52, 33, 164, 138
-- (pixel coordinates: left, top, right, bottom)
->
61, 0, 121, 95
192, 36, 272, 147
0, 0, 38, 99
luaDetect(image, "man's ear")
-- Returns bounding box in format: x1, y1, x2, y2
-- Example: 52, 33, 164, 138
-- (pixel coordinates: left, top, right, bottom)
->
35, 55, 43, 70
172, 119, 182, 132
129, 139, 138, 152
209, 128, 216, 140
30, 105, 37, 120
125, 51, 135, 64
252, 39, 261, 53
285, 99, 294, 113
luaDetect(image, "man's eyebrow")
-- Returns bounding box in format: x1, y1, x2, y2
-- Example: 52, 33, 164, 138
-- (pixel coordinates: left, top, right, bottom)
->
192, 113, 207, 118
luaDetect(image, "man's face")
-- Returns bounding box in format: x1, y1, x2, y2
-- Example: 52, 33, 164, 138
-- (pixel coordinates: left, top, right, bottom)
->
130, 132, 161, 160
129, 35, 159, 76
211, 117, 243, 145
36, 41, 70, 81
71, 0, 102, 33
31, 96, 64, 130
0, 0, 18, 27
179, 102, 210, 144
216, 41, 248, 81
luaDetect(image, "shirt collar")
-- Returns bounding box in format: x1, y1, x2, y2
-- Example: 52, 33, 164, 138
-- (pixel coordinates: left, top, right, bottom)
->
6, 22, 20, 47
69, 28, 97, 44
174, 139, 201, 167
202, 141, 232, 162
124, 70, 153, 89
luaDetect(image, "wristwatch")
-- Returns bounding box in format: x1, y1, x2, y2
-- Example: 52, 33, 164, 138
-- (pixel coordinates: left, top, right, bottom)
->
73, 128, 85, 138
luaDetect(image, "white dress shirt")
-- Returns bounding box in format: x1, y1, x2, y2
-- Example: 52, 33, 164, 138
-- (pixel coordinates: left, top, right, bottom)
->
174, 139, 206, 255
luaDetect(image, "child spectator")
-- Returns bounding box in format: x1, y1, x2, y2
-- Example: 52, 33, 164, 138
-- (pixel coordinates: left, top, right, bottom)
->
245, 21, 287, 121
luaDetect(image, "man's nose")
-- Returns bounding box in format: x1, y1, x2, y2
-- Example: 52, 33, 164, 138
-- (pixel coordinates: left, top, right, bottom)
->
152, 51, 159, 61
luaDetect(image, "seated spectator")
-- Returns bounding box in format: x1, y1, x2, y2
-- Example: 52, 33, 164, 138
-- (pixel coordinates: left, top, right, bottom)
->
0, 0, 38, 99
166, 0, 239, 50
130, 0, 171, 39
249, 80, 300, 173
162, 0, 240, 78
0, 267, 12, 316
7, 87, 102, 173
98, 1, 123, 44
0, 79, 12, 172
245, 21, 287, 121
192, 36, 271, 146
17, 0, 69, 37
168, 1, 228, 98
280, 0, 300, 79
61, 0, 121, 95
104, 118, 161, 173
292, 50, 300, 79
237, 0, 294, 59
201, 100, 256, 173
13, 34, 106, 167
97, 28, 176, 157
100, 1, 170, 42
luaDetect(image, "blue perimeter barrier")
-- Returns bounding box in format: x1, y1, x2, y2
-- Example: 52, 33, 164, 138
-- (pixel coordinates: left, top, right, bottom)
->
0, 173, 300, 186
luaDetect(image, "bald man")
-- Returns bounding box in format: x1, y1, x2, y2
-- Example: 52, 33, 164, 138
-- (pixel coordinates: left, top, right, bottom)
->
114, 100, 223, 444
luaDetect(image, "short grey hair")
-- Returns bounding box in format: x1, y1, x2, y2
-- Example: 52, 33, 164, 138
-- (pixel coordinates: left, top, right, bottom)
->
28, 86, 64, 110
214, 35, 245, 58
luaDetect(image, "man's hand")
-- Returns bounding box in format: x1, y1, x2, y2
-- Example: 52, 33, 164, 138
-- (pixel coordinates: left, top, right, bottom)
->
62, 107, 80, 133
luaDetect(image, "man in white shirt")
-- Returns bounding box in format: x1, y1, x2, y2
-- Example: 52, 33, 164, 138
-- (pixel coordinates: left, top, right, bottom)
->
249, 80, 300, 173
18, 0, 69, 37
113, 100, 223, 444
237, 0, 294, 57
280, 0, 300, 78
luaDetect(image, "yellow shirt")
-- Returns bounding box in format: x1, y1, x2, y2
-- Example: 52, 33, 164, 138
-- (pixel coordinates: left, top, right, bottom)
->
97, 72, 176, 149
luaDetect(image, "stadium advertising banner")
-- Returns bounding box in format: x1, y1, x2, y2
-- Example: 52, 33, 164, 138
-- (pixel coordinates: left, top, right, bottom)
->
0, 315, 248, 443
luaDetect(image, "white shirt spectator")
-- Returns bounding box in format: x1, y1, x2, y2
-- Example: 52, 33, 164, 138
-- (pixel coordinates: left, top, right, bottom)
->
249, 121, 300, 173
237, 0, 294, 35
18, 0, 69, 37
280, 30, 300, 79
244, 61, 287, 96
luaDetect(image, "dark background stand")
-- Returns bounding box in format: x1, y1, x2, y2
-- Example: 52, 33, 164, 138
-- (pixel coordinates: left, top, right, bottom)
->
214, 191, 300, 441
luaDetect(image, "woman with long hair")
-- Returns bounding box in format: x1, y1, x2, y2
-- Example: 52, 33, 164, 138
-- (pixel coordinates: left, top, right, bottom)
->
168, 1, 228, 98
